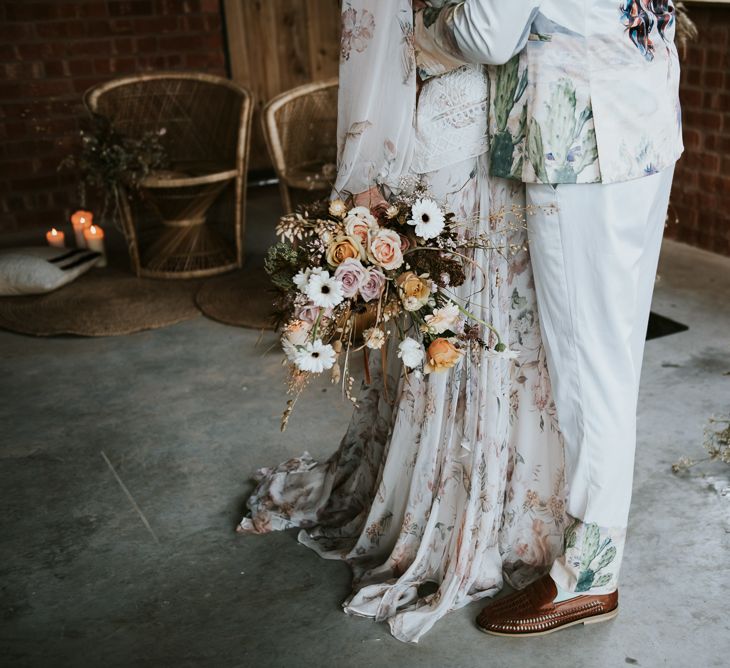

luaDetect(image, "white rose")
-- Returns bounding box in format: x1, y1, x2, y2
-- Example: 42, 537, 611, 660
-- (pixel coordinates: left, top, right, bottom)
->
397, 337, 425, 369
423, 302, 462, 334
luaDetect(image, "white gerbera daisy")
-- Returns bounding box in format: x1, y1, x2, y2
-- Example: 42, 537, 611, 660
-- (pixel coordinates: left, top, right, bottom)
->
304, 270, 344, 308
407, 198, 445, 240
293, 266, 325, 292
294, 340, 336, 373
397, 337, 425, 369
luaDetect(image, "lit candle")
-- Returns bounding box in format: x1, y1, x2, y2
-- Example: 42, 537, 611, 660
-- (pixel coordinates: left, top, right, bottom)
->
83, 224, 107, 267
46, 228, 66, 249
71, 210, 93, 247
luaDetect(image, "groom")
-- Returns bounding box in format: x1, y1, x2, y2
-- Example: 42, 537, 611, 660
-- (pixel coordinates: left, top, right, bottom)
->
419, 0, 682, 635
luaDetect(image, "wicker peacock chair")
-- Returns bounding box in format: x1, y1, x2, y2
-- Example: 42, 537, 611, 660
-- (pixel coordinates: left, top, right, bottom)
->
262, 78, 339, 213
85, 72, 254, 279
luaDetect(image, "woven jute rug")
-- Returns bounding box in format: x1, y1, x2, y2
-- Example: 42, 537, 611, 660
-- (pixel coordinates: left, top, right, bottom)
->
195, 264, 276, 331
0, 265, 201, 337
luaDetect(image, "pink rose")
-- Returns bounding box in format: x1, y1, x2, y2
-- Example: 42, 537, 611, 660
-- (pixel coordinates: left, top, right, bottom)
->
398, 233, 411, 253
367, 228, 404, 270
334, 258, 367, 298
295, 302, 333, 324
360, 268, 386, 302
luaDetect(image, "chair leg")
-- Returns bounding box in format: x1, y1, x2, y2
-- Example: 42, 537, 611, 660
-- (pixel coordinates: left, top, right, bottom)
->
119, 188, 142, 277
278, 181, 293, 214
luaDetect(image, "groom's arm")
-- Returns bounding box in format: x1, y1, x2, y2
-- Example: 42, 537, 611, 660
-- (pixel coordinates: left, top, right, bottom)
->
417, 1, 542, 67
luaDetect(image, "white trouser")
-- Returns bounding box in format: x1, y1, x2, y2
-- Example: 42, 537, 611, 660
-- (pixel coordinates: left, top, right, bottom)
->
525, 166, 675, 593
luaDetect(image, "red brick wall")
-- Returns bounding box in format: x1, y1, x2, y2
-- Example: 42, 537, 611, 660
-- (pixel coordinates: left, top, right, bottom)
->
1, 3, 729, 256
0, 0, 226, 236
669, 5, 730, 256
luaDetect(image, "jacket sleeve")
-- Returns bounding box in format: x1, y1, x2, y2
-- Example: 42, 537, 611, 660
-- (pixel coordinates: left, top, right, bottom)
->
418, 1, 542, 67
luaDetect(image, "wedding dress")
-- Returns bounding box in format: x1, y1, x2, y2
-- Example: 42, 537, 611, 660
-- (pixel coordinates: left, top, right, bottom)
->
238, 0, 567, 644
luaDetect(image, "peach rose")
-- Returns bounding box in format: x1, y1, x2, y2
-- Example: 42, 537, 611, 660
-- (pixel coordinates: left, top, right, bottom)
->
281, 319, 312, 362
344, 208, 379, 246
367, 228, 404, 270
396, 271, 431, 311
326, 235, 364, 267
424, 338, 462, 374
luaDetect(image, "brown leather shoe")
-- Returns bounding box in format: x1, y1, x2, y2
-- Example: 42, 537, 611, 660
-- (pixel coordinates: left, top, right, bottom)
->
476, 574, 618, 637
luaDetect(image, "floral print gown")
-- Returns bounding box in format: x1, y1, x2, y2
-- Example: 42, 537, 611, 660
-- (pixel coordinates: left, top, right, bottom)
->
238, 0, 567, 644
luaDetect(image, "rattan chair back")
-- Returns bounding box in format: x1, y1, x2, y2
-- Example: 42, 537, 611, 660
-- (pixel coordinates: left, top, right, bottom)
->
84, 72, 254, 278
262, 78, 338, 212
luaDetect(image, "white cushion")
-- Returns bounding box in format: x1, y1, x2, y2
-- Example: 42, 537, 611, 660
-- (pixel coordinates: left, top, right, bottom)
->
0, 247, 101, 296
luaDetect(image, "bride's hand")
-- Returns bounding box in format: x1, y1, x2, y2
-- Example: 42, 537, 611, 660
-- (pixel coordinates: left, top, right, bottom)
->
353, 186, 388, 212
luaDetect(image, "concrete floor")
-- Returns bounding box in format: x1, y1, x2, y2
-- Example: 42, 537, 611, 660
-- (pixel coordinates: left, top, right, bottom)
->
1, 228, 729, 667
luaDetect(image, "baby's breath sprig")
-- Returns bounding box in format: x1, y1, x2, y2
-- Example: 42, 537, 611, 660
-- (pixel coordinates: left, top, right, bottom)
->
672, 416, 730, 473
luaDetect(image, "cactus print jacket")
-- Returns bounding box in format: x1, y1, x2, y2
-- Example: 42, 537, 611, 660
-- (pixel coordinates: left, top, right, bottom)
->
419, 0, 684, 184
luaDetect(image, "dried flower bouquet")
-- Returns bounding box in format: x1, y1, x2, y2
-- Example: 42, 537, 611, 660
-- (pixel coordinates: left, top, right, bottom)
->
266, 180, 546, 430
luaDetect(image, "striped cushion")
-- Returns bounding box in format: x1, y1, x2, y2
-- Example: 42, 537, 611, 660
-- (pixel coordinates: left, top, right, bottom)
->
0, 247, 101, 296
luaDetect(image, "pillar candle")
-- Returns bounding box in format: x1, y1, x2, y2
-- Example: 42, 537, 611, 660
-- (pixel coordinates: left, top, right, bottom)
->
83, 224, 107, 268
71, 210, 93, 248
46, 228, 66, 249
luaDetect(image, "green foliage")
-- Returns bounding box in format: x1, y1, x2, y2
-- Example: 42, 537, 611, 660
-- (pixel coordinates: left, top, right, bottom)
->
264, 242, 307, 291
59, 114, 168, 225
60, 114, 168, 191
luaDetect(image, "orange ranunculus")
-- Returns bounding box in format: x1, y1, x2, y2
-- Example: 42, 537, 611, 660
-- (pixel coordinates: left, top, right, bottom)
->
424, 338, 462, 374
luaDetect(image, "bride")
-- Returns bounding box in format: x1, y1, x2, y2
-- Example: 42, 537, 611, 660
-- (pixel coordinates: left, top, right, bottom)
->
237, 0, 566, 644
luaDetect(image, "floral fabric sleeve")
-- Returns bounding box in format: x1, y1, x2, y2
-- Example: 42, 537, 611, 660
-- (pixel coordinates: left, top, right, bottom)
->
334, 0, 417, 198
414, 1, 467, 80
415, 1, 540, 67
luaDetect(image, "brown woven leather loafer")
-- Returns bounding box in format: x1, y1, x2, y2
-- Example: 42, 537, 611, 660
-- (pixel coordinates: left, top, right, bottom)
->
476, 574, 618, 637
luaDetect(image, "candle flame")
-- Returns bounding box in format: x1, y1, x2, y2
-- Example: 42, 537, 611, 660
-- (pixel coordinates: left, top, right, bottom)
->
71, 210, 93, 227
51, 228, 59, 236
90, 225, 97, 234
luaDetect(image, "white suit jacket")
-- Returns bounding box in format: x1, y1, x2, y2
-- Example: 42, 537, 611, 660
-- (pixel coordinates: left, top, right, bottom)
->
419, 1, 684, 184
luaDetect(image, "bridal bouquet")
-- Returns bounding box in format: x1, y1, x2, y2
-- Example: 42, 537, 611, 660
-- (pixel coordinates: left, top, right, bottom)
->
266, 185, 516, 430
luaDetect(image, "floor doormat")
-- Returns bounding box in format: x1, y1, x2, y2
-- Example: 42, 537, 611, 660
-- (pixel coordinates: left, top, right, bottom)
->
647, 312, 689, 341
0, 265, 201, 337
195, 263, 276, 331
